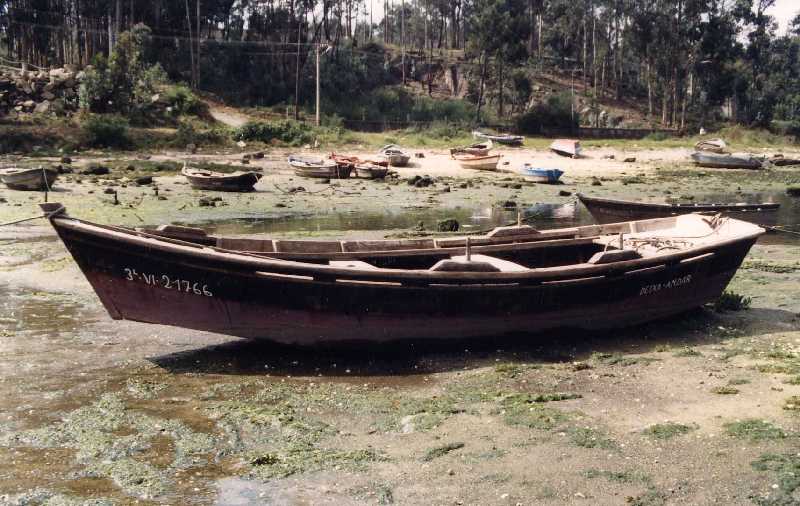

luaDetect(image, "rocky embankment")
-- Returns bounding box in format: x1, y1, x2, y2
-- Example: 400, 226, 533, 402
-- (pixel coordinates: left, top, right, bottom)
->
0, 65, 83, 118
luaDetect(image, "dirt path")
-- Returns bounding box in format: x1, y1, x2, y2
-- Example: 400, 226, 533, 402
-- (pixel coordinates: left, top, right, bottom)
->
204, 99, 251, 128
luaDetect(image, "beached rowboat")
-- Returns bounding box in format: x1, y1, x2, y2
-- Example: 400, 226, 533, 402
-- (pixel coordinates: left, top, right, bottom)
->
355, 162, 390, 179
473, 131, 524, 146
690, 152, 764, 170
377, 145, 410, 167
550, 139, 582, 158
0, 167, 58, 190
578, 194, 779, 224
520, 166, 564, 184
452, 153, 501, 171
450, 140, 493, 156
288, 155, 352, 179
182, 166, 262, 192
43, 202, 762, 345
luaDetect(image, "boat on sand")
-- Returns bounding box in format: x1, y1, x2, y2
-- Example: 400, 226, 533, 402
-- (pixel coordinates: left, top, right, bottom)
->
690, 152, 764, 170
550, 139, 582, 158
450, 140, 493, 156
452, 153, 501, 171
289, 155, 352, 178
519, 166, 564, 184
182, 165, 262, 192
42, 202, 763, 345
377, 145, 410, 167
473, 131, 524, 146
0, 167, 58, 190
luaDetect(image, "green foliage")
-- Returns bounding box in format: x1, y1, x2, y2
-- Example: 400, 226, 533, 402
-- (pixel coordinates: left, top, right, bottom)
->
711, 386, 740, 395
714, 291, 752, 312
163, 85, 206, 117
515, 93, 578, 134
751, 453, 800, 505
421, 442, 464, 461
569, 427, 617, 449
642, 422, 695, 440
235, 120, 315, 146
174, 122, 230, 147
724, 419, 787, 441
81, 114, 131, 148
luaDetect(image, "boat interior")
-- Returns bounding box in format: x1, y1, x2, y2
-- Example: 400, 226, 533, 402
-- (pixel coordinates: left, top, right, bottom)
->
133, 213, 754, 273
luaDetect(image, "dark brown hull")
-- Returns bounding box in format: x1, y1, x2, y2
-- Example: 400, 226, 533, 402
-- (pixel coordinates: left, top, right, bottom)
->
48, 215, 759, 345
184, 173, 262, 192
579, 194, 779, 226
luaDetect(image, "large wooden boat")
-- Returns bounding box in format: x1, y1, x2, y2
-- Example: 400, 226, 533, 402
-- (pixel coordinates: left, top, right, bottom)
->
288, 155, 351, 179
452, 153, 501, 171
549, 139, 582, 158
0, 167, 58, 190
690, 152, 764, 170
182, 166, 262, 192
473, 131, 524, 146
43, 202, 762, 345
578, 193, 779, 224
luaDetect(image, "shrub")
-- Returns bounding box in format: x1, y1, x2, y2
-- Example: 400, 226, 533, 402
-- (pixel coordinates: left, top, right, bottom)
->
81, 114, 131, 148
713, 291, 751, 312
516, 92, 577, 134
235, 120, 315, 146
163, 85, 206, 117
174, 121, 230, 147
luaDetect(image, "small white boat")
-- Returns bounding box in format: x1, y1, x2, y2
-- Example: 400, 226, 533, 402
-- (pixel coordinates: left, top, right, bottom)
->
694, 138, 727, 154
377, 144, 410, 167
520, 166, 564, 184
355, 162, 389, 179
0, 166, 59, 190
452, 153, 501, 171
473, 131, 524, 146
288, 155, 352, 178
690, 152, 764, 170
550, 139, 582, 158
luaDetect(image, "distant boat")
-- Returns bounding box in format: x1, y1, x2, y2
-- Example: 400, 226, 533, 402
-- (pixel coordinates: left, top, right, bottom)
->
355, 162, 390, 179
450, 139, 493, 156
690, 152, 764, 170
452, 153, 501, 171
473, 131, 524, 146
578, 193, 779, 224
0, 167, 58, 191
519, 165, 564, 184
550, 139, 582, 158
182, 165, 262, 192
377, 144, 410, 167
288, 155, 351, 178
694, 138, 727, 154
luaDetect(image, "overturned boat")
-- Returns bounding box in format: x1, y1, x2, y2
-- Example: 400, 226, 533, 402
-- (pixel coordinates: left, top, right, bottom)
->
550, 139, 582, 158
578, 193, 779, 225
0, 167, 58, 191
690, 152, 764, 170
182, 165, 262, 192
43, 203, 762, 345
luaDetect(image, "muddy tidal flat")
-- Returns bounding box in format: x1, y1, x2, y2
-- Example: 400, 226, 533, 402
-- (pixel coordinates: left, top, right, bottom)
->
3, 145, 800, 505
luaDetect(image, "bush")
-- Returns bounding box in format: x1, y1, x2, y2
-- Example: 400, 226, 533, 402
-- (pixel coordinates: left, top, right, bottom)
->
516, 92, 578, 134
235, 120, 315, 146
81, 114, 131, 148
163, 85, 207, 117
174, 121, 230, 147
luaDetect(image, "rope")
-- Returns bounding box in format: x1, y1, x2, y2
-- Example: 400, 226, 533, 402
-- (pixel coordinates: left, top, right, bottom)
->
0, 204, 64, 228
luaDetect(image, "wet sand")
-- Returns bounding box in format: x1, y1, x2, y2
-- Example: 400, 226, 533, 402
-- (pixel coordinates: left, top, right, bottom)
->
2, 145, 800, 504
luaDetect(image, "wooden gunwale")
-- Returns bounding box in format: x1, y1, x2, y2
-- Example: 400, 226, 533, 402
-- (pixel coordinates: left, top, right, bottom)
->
51, 215, 763, 286
578, 194, 779, 213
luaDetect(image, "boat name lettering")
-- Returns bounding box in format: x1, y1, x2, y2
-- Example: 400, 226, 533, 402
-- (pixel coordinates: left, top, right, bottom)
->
123, 268, 213, 297
639, 274, 692, 296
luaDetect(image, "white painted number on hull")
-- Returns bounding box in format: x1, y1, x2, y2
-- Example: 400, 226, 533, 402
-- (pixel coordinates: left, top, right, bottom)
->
639, 274, 692, 296
123, 268, 213, 297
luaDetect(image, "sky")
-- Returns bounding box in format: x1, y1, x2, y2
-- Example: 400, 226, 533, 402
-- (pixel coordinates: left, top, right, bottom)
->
770, 0, 799, 35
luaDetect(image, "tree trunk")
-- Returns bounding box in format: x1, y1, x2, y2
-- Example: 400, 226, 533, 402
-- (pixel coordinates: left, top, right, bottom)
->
475, 51, 488, 123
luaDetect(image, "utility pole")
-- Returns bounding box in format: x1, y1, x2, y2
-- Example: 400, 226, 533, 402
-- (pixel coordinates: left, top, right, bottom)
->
294, 13, 301, 120
315, 44, 321, 126
196, 0, 201, 88
401, 0, 405, 84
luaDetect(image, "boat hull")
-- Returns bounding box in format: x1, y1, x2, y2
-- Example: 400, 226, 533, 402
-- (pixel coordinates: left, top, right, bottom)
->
293, 166, 352, 179
49, 216, 758, 345
521, 168, 564, 183
184, 172, 262, 192
1, 168, 58, 190
454, 155, 501, 171
579, 194, 779, 226
690, 153, 763, 170
355, 165, 389, 179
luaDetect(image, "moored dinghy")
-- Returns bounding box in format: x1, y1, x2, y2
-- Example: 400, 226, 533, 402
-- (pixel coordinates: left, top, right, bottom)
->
452, 153, 501, 171
550, 139, 582, 158
450, 139, 493, 156
519, 165, 564, 184
690, 152, 764, 170
473, 130, 524, 146
0, 166, 58, 190
182, 165, 263, 192
377, 144, 410, 167
288, 155, 351, 178
578, 193, 779, 224
42, 203, 763, 345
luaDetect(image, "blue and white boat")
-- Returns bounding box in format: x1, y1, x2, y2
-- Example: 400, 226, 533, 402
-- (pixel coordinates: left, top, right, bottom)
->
519, 165, 564, 184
